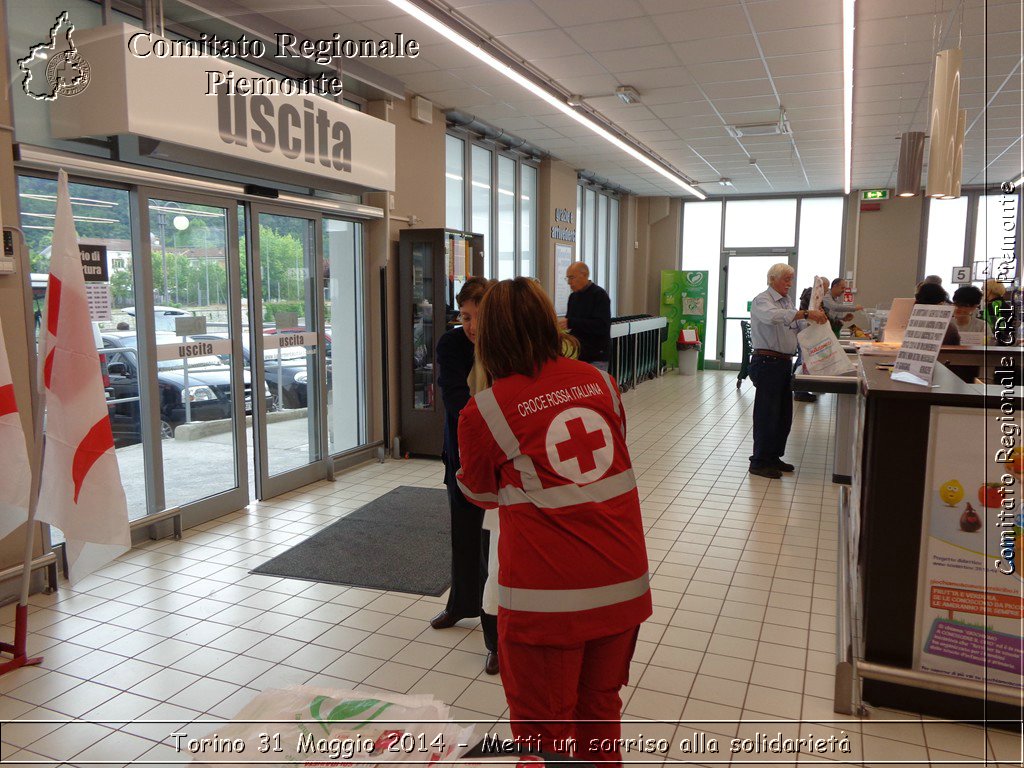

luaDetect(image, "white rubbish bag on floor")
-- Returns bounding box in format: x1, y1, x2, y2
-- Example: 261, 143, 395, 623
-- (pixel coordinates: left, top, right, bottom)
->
192, 686, 476, 767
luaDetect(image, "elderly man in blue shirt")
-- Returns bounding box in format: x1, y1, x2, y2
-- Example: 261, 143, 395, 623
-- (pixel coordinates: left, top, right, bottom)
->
748, 263, 828, 479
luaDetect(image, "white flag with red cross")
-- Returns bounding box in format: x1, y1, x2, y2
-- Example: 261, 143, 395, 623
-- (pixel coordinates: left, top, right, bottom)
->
0, 313, 31, 542
36, 169, 130, 580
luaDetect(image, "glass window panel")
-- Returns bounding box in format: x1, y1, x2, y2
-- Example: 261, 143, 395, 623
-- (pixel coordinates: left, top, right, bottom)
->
608, 198, 619, 315
255, 213, 320, 478
324, 218, 364, 455
796, 197, 845, 299
724, 199, 797, 248
497, 155, 516, 280
973, 193, 1019, 283
18, 175, 149, 521
724, 318, 746, 367
520, 164, 537, 278
576, 185, 583, 262
724, 254, 781, 363
682, 200, 723, 357
149, 199, 238, 509
597, 194, 608, 287
584, 189, 596, 274
924, 197, 969, 283
471, 145, 491, 266
445, 135, 464, 231
410, 242, 434, 410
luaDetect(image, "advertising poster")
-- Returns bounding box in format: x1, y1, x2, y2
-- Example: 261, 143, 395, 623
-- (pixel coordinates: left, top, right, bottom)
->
80, 243, 112, 321
553, 244, 573, 316
914, 406, 1024, 689
660, 270, 709, 369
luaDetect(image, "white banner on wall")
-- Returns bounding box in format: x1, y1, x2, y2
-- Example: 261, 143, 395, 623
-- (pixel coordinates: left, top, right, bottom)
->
553, 243, 573, 316
51, 24, 395, 192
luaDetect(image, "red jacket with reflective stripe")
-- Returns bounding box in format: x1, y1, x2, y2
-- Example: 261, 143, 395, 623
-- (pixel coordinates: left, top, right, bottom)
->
457, 357, 651, 646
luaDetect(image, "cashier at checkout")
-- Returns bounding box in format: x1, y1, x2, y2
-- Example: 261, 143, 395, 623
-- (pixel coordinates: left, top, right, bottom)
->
951, 286, 991, 340
914, 282, 960, 346
822, 278, 862, 335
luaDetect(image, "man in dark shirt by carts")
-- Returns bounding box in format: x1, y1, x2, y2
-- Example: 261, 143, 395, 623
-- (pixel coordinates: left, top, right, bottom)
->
558, 262, 612, 371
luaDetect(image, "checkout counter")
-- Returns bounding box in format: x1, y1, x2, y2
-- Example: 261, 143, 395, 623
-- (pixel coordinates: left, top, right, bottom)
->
800, 352, 1022, 723
796, 344, 1023, 485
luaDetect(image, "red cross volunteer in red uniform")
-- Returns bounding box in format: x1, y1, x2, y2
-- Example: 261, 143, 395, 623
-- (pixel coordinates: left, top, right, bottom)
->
457, 277, 651, 768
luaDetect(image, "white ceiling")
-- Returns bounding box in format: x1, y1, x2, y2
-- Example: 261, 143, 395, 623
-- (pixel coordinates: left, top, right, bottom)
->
214, 0, 1023, 197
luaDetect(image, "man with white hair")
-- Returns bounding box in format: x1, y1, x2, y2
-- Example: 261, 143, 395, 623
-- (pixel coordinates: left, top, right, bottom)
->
558, 261, 611, 370
748, 263, 828, 479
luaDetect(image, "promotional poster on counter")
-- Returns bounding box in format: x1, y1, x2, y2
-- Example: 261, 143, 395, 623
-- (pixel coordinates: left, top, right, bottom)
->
914, 406, 1024, 689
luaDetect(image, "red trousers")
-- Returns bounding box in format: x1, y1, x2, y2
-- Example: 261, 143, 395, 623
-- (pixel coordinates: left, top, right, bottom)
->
499, 626, 640, 768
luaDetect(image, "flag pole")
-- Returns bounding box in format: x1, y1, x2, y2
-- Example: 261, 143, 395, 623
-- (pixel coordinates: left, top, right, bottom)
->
2, 168, 131, 674
0, 236, 46, 676
0, 386, 47, 675
0, 415, 46, 671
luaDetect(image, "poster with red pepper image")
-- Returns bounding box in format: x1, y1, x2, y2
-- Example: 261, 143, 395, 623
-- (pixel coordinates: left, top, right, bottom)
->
913, 407, 1024, 690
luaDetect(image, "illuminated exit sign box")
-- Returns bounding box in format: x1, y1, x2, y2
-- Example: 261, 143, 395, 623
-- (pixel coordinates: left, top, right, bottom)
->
861, 189, 890, 201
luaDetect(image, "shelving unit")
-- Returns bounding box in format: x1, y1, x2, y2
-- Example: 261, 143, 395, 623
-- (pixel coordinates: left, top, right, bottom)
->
397, 229, 484, 457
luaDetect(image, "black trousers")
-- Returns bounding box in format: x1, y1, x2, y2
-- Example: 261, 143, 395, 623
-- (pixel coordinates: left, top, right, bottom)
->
445, 483, 498, 653
748, 354, 793, 468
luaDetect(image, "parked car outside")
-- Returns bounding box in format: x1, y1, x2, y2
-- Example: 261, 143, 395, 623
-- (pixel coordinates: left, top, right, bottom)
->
123, 306, 195, 332
102, 331, 266, 445
192, 333, 325, 410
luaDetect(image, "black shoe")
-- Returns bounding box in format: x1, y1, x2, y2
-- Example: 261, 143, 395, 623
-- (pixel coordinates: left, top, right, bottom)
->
749, 465, 782, 479
793, 392, 817, 402
484, 651, 499, 675
429, 610, 461, 630
774, 460, 795, 472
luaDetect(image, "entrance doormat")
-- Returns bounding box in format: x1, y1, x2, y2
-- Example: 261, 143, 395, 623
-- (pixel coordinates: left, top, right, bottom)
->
251, 486, 451, 596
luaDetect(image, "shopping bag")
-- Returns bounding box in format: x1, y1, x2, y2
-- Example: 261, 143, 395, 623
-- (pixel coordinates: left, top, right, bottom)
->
798, 320, 855, 375
809, 275, 828, 311
193, 686, 476, 767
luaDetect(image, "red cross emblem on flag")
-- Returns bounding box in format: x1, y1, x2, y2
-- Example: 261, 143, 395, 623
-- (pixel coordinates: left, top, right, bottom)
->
545, 407, 614, 484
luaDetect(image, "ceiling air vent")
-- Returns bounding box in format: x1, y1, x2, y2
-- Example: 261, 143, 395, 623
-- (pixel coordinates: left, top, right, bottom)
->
726, 109, 791, 139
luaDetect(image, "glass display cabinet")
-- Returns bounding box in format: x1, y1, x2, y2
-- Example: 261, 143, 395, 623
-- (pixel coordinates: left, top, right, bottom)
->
398, 228, 484, 456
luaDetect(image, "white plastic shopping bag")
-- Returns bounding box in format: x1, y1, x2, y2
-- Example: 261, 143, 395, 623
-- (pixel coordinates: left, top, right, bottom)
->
191, 686, 476, 768
798, 321, 855, 376
809, 275, 828, 311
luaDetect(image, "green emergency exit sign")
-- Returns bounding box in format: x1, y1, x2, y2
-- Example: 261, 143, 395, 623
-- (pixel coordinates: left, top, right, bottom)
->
861, 189, 889, 201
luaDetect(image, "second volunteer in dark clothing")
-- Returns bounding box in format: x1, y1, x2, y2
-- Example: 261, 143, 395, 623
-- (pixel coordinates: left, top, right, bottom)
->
431, 276, 498, 676
559, 261, 612, 369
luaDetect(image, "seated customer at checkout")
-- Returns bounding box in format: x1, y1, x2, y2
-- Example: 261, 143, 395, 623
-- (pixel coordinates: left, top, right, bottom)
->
951, 285, 991, 341
914, 282, 960, 346
823, 278, 863, 335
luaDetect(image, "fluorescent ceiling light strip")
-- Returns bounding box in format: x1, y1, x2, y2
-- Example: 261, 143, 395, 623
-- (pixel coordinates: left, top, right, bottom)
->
386, 0, 705, 200
20, 193, 117, 207
149, 205, 223, 217
21, 212, 118, 223
842, 0, 855, 195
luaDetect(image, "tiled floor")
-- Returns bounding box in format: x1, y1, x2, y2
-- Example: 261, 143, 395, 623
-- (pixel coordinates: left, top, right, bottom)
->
0, 371, 1020, 766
